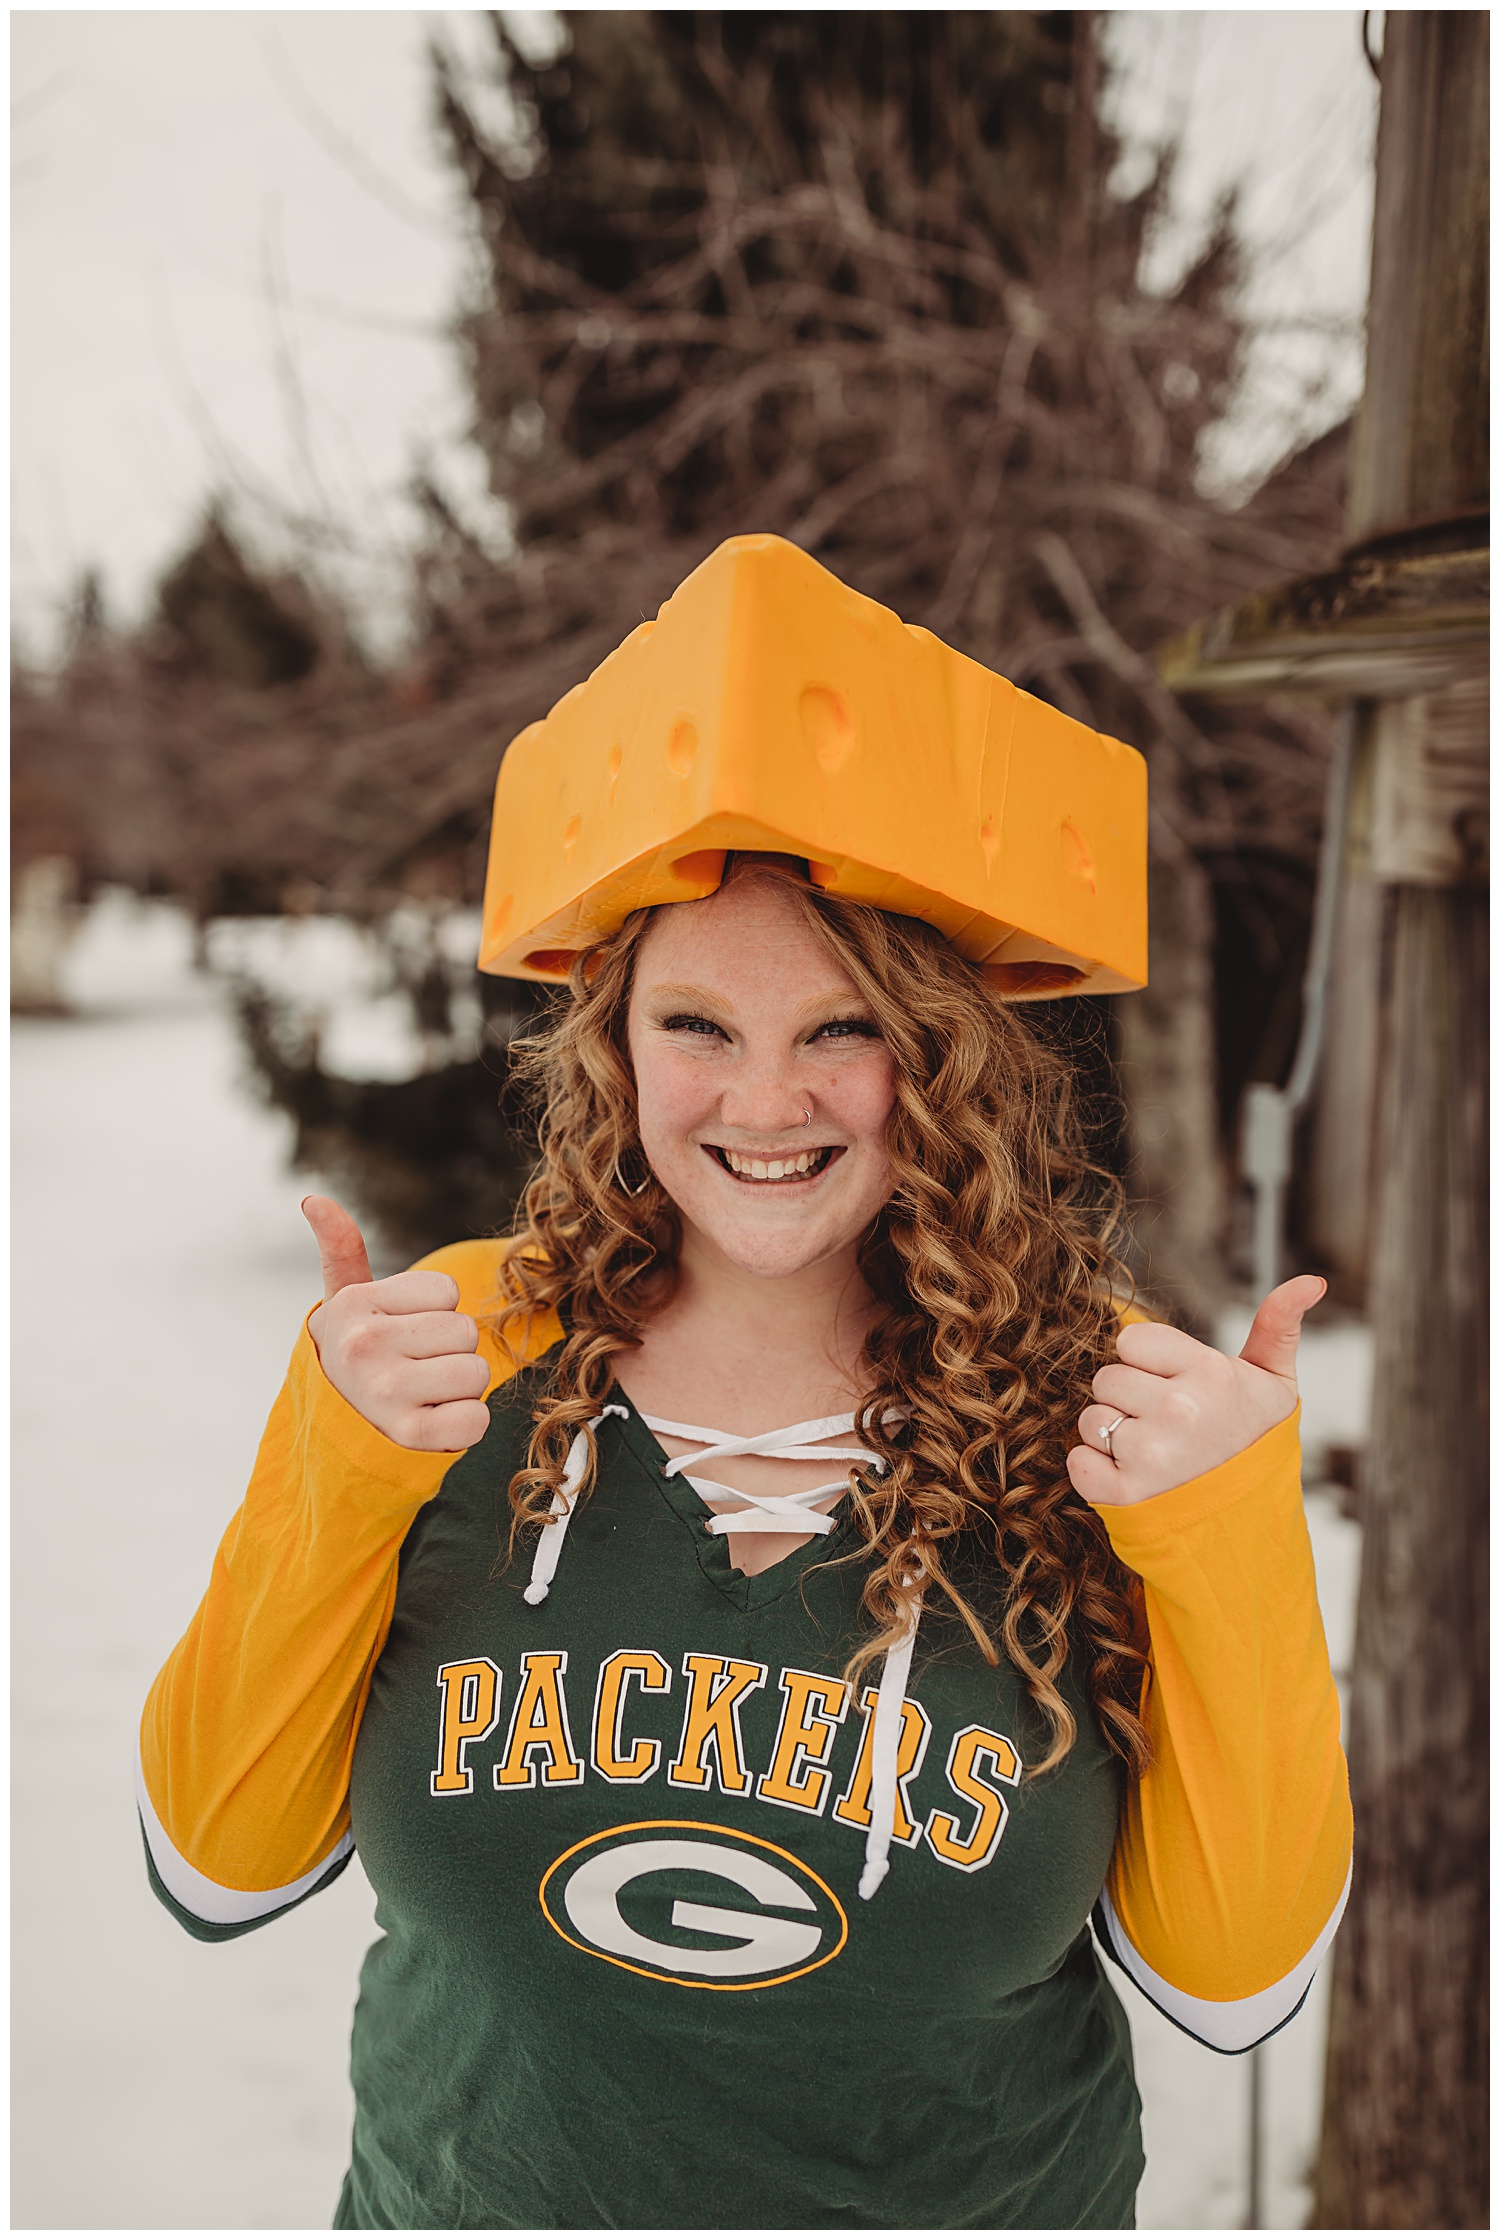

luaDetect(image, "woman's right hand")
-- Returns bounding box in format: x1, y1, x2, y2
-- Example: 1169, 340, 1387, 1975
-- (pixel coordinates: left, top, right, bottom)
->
302, 1196, 491, 1452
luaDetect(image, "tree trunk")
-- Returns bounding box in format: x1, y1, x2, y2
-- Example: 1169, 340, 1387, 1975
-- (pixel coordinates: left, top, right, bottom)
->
1312, 881, 1489, 2226
1114, 844, 1224, 1333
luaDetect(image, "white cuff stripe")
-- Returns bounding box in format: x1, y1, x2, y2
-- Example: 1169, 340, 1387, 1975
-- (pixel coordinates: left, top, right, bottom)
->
135, 1745, 353, 1926
1098, 1860, 1352, 2052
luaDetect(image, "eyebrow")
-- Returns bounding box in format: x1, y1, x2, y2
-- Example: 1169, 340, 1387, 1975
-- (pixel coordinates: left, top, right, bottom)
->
638, 983, 729, 1010
639, 982, 871, 1023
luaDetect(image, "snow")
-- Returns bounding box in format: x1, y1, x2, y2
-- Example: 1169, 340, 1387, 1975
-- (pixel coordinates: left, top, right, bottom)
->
1215, 1300, 1374, 1476
204, 906, 485, 1086
12, 895, 1368, 2230
13, 896, 379, 2231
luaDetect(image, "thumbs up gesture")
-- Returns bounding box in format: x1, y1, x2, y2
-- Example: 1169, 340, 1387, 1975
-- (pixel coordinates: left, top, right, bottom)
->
1067, 1275, 1327, 1509
302, 1196, 491, 1453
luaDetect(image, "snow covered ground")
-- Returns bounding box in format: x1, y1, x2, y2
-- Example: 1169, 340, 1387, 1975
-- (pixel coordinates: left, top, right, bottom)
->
12, 895, 1366, 2230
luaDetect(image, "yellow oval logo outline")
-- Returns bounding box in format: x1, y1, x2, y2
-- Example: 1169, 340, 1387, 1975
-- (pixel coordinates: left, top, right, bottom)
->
538, 1818, 849, 1993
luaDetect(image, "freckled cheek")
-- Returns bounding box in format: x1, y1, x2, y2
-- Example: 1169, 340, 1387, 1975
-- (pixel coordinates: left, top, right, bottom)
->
634, 1052, 720, 1153
824, 1058, 898, 1151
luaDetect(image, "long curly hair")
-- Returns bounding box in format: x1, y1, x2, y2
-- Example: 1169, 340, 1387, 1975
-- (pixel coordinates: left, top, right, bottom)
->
493, 857, 1150, 1778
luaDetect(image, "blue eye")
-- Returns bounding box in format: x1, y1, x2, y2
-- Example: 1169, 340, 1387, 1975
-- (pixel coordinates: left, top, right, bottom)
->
663, 1014, 726, 1038
814, 1018, 880, 1042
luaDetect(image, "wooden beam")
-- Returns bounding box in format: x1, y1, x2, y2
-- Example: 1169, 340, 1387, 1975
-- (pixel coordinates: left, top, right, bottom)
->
1158, 543, 1487, 701
1367, 671, 1489, 885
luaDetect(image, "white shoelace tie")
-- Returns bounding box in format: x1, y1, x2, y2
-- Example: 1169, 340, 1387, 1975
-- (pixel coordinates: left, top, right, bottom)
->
521, 1406, 630, 1606
856, 1579, 923, 1901
646, 1410, 885, 1537
520, 1403, 919, 1900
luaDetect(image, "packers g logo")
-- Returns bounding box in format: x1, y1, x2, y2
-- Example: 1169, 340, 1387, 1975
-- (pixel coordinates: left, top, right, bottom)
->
539, 1820, 848, 1991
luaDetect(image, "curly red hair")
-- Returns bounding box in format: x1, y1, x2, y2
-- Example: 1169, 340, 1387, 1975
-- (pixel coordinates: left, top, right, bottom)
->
492, 857, 1150, 1777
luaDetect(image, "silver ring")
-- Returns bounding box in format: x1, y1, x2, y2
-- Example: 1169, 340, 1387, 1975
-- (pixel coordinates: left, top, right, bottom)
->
801, 1108, 812, 1127
1097, 1412, 1127, 1458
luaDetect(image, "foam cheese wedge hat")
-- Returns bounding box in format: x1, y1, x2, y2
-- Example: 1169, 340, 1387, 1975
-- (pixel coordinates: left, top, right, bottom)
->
479, 534, 1146, 997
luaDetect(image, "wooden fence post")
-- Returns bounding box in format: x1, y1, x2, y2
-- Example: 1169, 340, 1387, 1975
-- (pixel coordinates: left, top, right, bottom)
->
1312, 14, 1488, 2225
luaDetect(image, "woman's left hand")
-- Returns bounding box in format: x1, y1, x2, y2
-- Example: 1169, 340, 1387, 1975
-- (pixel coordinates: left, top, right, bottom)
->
1069, 1274, 1328, 1509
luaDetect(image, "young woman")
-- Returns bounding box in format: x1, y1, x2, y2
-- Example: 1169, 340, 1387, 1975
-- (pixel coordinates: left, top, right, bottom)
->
139, 854, 1350, 2231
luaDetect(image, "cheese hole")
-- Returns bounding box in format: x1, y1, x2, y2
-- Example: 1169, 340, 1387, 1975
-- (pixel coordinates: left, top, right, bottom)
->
1061, 819, 1097, 892
984, 961, 1087, 996
670, 849, 727, 894
799, 684, 855, 774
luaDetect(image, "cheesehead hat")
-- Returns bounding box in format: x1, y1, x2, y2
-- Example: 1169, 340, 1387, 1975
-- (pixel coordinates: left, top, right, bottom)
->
479, 534, 1146, 998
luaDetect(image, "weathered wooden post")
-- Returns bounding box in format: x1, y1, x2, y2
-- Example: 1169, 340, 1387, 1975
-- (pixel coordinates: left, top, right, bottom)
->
1159, 14, 1488, 2225
1313, 18, 1487, 2224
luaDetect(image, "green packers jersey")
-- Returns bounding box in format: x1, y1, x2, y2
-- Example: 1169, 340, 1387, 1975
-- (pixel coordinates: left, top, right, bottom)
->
141, 1240, 1353, 2223
335, 1356, 1141, 2230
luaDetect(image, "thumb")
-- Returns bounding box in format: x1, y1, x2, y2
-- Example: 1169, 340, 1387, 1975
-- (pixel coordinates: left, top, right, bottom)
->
302, 1194, 373, 1300
1239, 1273, 1327, 1382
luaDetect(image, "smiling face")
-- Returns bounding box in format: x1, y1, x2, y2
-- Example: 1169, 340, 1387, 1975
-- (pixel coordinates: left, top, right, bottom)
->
626, 870, 898, 1284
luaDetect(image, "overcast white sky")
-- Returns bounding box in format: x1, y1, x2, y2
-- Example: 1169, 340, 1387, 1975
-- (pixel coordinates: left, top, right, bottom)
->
11, 10, 1378, 663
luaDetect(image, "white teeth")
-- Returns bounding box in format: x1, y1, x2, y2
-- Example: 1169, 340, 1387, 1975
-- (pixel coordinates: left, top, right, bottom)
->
721, 1147, 825, 1180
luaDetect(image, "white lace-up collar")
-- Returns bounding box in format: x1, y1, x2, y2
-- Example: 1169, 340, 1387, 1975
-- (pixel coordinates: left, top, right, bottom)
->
650, 1410, 881, 1535
522, 1403, 921, 1901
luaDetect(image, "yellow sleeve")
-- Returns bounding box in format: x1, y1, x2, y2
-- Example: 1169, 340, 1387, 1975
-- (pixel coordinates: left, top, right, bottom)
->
1092, 1407, 1352, 2050
137, 1239, 560, 1937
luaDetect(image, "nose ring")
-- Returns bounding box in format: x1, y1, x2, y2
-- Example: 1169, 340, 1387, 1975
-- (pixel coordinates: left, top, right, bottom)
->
801, 1108, 812, 1127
